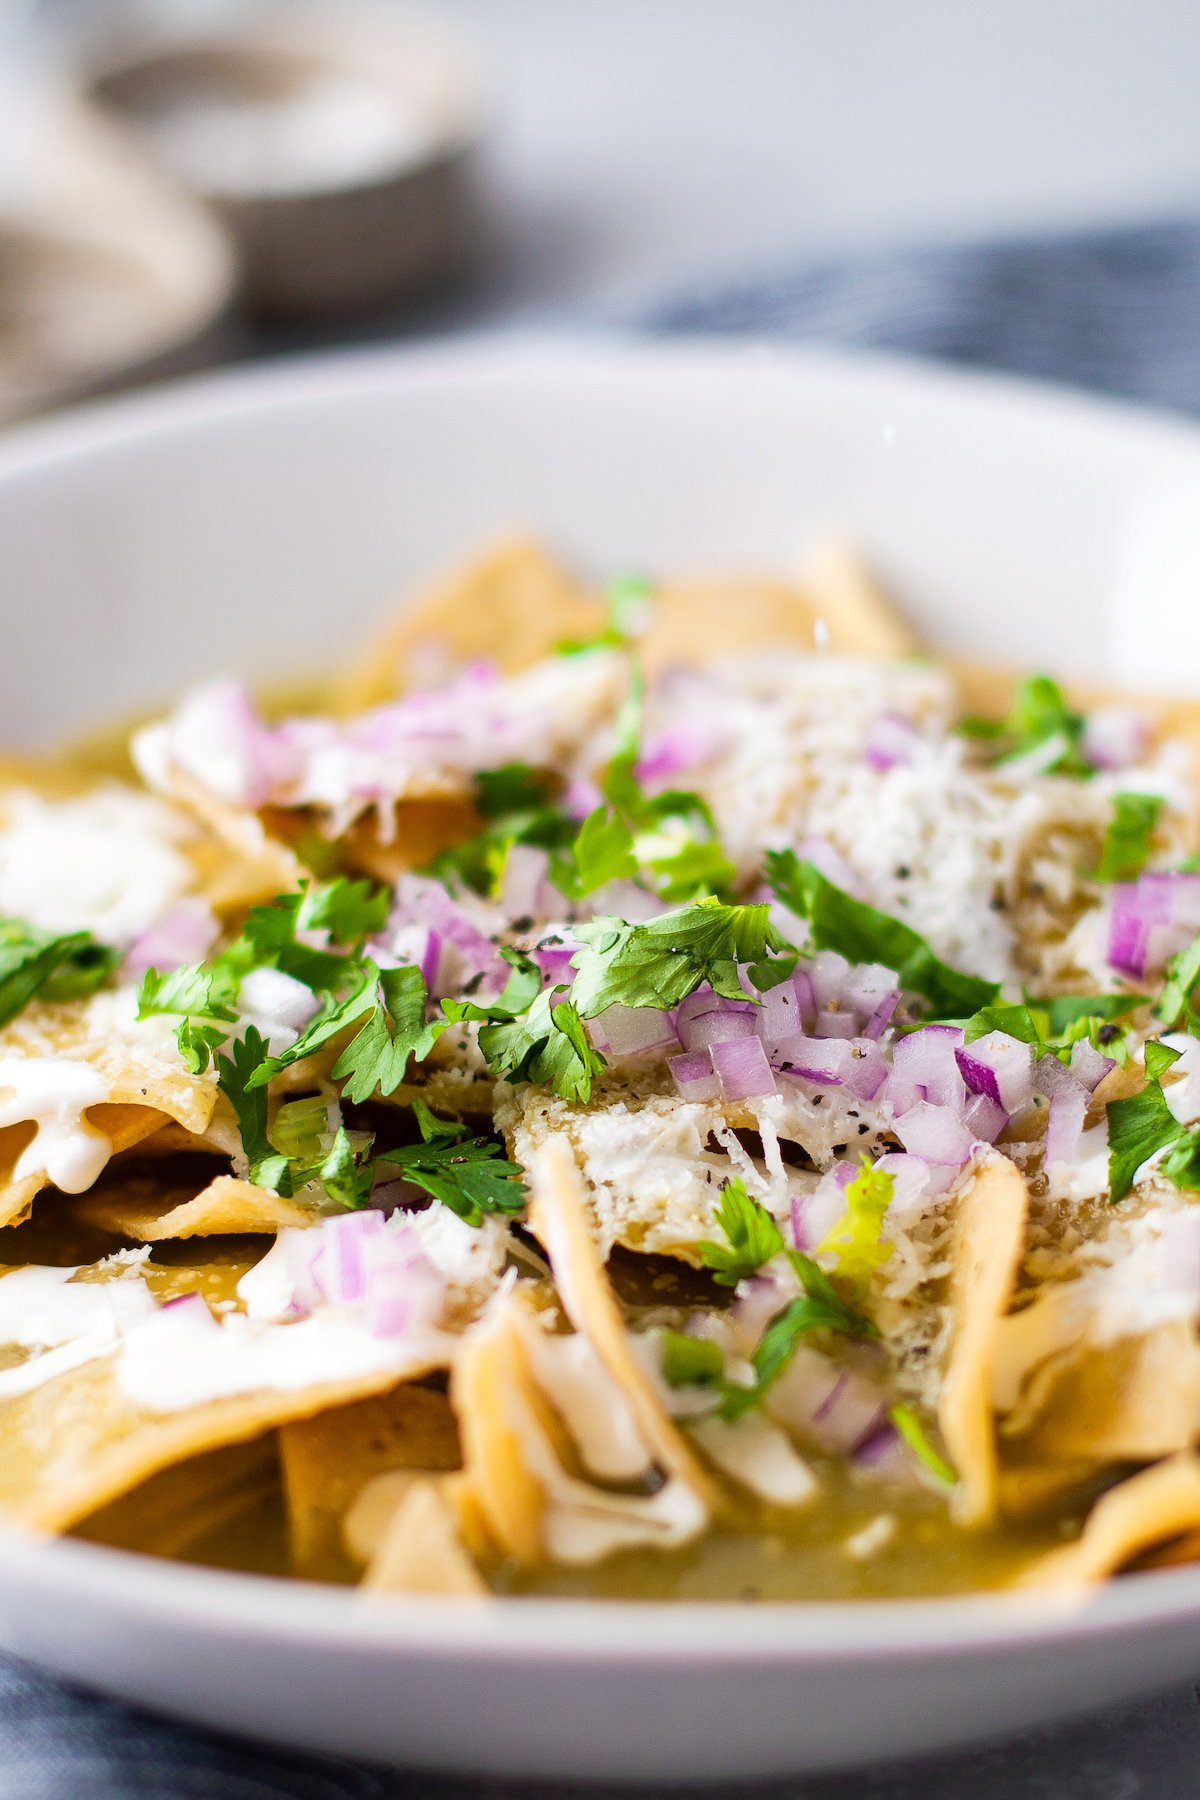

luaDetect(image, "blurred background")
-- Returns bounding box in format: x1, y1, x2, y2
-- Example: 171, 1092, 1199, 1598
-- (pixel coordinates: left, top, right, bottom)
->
5, 0, 1200, 425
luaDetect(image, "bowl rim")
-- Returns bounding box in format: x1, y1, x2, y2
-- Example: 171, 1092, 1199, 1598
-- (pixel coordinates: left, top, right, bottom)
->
5, 333, 1200, 1660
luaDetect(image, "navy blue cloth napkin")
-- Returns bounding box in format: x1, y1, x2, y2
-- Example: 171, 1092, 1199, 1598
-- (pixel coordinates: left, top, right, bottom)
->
644, 213, 1200, 418
13, 213, 1200, 1798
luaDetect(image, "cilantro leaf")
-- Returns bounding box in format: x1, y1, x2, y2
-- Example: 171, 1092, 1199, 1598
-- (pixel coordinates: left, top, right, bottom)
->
138, 961, 240, 1074
315, 1126, 374, 1210
477, 989, 605, 1104
816, 1154, 894, 1297
245, 962, 379, 1088
235, 890, 350, 991
570, 896, 790, 1017
638, 834, 737, 905
697, 1178, 785, 1286
1043, 993, 1147, 1035
1162, 1126, 1200, 1192
295, 875, 389, 946
659, 1329, 724, 1387
961, 675, 1090, 776
0, 919, 120, 1028
475, 764, 554, 819
1156, 931, 1200, 1031
766, 851, 999, 1019
375, 1098, 526, 1226
1107, 1043, 1185, 1203
1093, 792, 1163, 882
333, 965, 451, 1103
888, 1404, 956, 1484
440, 946, 544, 1028
215, 1026, 289, 1188
962, 1000, 1051, 1052
556, 573, 653, 656
425, 766, 577, 899
549, 805, 637, 900
717, 1253, 877, 1421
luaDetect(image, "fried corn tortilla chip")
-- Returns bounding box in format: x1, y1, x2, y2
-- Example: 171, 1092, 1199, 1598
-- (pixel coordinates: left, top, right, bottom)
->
360, 1475, 489, 1596
73, 1431, 279, 1558
278, 1381, 460, 1576
1002, 1321, 1200, 1464
938, 1154, 1029, 1528
0, 1344, 442, 1534
334, 538, 605, 715
1018, 1452, 1200, 1588
997, 1459, 1110, 1522
75, 1174, 319, 1242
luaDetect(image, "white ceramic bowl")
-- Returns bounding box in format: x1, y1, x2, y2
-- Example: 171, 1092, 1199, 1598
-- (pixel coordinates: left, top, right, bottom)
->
3, 340, 1200, 1780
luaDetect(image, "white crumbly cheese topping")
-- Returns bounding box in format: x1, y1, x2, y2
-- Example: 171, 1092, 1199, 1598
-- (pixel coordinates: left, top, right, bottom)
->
0, 787, 196, 946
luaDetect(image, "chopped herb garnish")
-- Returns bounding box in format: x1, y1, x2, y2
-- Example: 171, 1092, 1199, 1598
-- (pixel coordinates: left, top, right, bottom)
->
1093, 792, 1163, 883
717, 1254, 877, 1422
137, 961, 240, 1074
442, 950, 605, 1104
1156, 932, 1200, 1032
765, 851, 998, 1019
816, 1154, 893, 1297
0, 918, 120, 1030
570, 895, 791, 1017
556, 573, 653, 656
424, 764, 577, 899
960, 674, 1090, 776
889, 1404, 956, 1484
698, 1177, 785, 1286
244, 962, 379, 1087
659, 1329, 725, 1388
332, 965, 451, 1102
373, 1098, 526, 1226
1107, 1041, 1184, 1202
549, 805, 637, 900
215, 1026, 290, 1191
958, 994, 1145, 1068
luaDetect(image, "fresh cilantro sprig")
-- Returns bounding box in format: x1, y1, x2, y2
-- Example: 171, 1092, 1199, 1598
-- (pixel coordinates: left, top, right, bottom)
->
138, 962, 240, 1073
373, 1097, 526, 1226
717, 1256, 877, 1423
548, 806, 638, 901
958, 994, 1145, 1068
215, 1026, 292, 1191
698, 1177, 785, 1285
659, 1329, 724, 1387
331, 965, 452, 1102
556, 573, 653, 656
1156, 932, 1200, 1033
0, 918, 120, 1029
1093, 792, 1163, 883
959, 674, 1090, 777
765, 851, 998, 1019
816, 1154, 894, 1298
570, 895, 793, 1017
425, 764, 578, 900
1107, 1039, 1185, 1202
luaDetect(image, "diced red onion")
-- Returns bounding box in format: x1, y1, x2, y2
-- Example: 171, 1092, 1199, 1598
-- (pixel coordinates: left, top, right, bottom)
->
710, 1035, 777, 1099
764, 1030, 812, 1071
122, 898, 220, 981
499, 844, 550, 919
636, 718, 723, 786
954, 1032, 1033, 1113
563, 778, 604, 820
1108, 874, 1200, 978
532, 943, 577, 985
168, 681, 300, 807
1157, 1210, 1200, 1296
962, 1091, 1008, 1143
1069, 1040, 1117, 1092
1033, 1053, 1088, 1102
809, 1369, 890, 1455
892, 1025, 966, 1112
845, 1039, 889, 1100
806, 950, 851, 1012
1045, 1084, 1089, 1166
727, 1273, 792, 1354
390, 923, 443, 992
792, 969, 817, 1032
813, 1011, 859, 1040
668, 1051, 722, 1101
317, 1209, 385, 1304
753, 976, 807, 1043
872, 1152, 932, 1220
158, 1290, 216, 1324
863, 991, 900, 1040
892, 1101, 975, 1166
589, 1003, 679, 1056
1081, 707, 1149, 773
842, 961, 901, 1018
684, 1010, 759, 1052
776, 1036, 853, 1088
863, 712, 921, 773
763, 1343, 843, 1437
797, 838, 869, 902
395, 876, 505, 984
792, 1163, 854, 1251
853, 1421, 917, 1483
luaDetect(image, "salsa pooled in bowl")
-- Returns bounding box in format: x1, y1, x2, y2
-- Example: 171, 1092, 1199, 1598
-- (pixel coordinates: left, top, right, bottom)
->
1, 536, 1199, 1602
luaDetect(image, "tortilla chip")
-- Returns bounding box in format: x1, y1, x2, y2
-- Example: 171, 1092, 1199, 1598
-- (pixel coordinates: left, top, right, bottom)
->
0, 1342, 442, 1534
145, 762, 302, 912
72, 1431, 279, 1558
1003, 1321, 1200, 1464
278, 1381, 460, 1577
1018, 1452, 1200, 1588
334, 538, 605, 715
360, 1475, 489, 1596
74, 1173, 319, 1242
937, 1154, 1029, 1528
317, 797, 480, 887
526, 1136, 723, 1515
800, 537, 923, 659
997, 1459, 1108, 1521
452, 1302, 547, 1562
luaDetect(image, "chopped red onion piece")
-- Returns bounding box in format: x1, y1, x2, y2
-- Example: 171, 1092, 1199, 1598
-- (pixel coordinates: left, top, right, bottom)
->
1069, 1040, 1117, 1092
159, 1290, 215, 1322
805, 949, 851, 1012
319, 1210, 385, 1305
684, 1010, 759, 1052
892, 1101, 975, 1166
954, 1031, 1033, 1113
844, 1039, 889, 1101
636, 717, 723, 786
727, 1273, 792, 1354
710, 1036, 776, 1099
168, 681, 299, 807
853, 1421, 918, 1483
863, 990, 900, 1040
962, 1091, 1008, 1143
792, 969, 817, 1032
499, 844, 550, 919
395, 876, 504, 983
1046, 1085, 1089, 1166
668, 1051, 722, 1101
754, 976, 807, 1044
563, 777, 605, 820
1080, 707, 1149, 773
872, 1152, 932, 1221
808, 1368, 890, 1455
764, 1030, 810, 1070
892, 1025, 967, 1112
793, 1163, 854, 1250
763, 1344, 843, 1437
842, 961, 901, 1018
863, 712, 921, 773
589, 1003, 679, 1057
776, 1036, 853, 1088
122, 898, 221, 982
1108, 873, 1200, 977
1034, 1054, 1089, 1103
813, 1011, 859, 1040
532, 943, 577, 986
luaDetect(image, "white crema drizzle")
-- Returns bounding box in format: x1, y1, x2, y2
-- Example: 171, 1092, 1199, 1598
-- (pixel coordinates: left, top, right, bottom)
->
0, 1057, 112, 1191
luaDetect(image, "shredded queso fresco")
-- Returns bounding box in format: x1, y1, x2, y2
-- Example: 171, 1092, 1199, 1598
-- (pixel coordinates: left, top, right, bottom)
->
5, 537, 1200, 1599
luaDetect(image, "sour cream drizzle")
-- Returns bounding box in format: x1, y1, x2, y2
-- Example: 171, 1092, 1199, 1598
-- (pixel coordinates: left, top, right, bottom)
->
0, 1057, 112, 1191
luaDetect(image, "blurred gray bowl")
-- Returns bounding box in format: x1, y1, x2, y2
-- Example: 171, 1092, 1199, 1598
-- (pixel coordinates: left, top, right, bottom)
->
86, 4, 486, 323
